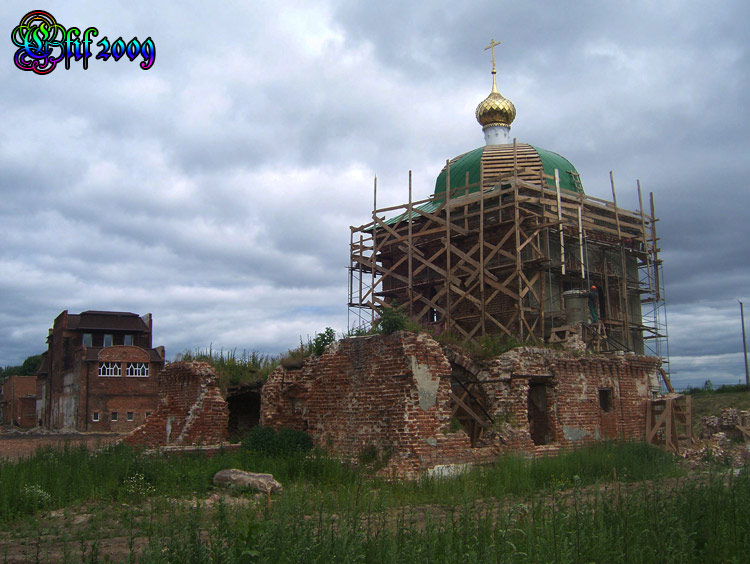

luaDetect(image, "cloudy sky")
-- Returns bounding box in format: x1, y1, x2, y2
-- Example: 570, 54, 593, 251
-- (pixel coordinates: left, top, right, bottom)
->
1, 1, 748, 389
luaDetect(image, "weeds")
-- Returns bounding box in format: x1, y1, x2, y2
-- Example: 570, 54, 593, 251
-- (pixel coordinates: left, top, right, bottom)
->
0, 441, 746, 562
180, 348, 278, 388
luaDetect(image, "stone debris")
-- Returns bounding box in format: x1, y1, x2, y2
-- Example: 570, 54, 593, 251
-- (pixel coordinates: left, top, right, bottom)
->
699, 407, 750, 442
213, 469, 282, 494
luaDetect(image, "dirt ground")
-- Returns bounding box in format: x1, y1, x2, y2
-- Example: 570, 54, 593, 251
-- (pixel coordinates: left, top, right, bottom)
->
0, 430, 122, 460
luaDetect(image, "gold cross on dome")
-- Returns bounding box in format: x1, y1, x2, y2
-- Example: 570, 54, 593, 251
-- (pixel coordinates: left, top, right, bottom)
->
484, 38, 502, 72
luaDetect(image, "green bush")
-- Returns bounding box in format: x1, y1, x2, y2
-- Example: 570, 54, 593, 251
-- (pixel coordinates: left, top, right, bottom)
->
242, 426, 313, 457
374, 303, 408, 335
312, 327, 336, 356
277, 428, 314, 455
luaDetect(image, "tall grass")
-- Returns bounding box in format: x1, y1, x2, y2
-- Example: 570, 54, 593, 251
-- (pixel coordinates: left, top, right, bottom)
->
1, 441, 747, 562
0, 441, 680, 523
179, 348, 279, 387
133, 470, 750, 564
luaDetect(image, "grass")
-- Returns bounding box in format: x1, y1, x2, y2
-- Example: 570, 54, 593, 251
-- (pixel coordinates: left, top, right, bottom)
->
179, 348, 278, 389
128, 470, 750, 564
0, 440, 745, 562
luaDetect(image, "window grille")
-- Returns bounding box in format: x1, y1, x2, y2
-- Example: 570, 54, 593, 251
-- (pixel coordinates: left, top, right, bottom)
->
126, 362, 149, 377
98, 362, 121, 377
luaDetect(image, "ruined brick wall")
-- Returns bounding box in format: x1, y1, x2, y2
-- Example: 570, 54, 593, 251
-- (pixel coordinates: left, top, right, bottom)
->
261, 333, 494, 478
123, 362, 228, 448
445, 346, 661, 452
262, 333, 661, 477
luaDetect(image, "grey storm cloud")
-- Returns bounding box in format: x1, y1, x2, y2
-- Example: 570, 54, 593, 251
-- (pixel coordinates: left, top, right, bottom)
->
1, 0, 749, 389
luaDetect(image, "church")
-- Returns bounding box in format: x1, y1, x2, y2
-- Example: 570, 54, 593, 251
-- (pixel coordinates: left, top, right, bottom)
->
348, 40, 666, 357
258, 43, 688, 478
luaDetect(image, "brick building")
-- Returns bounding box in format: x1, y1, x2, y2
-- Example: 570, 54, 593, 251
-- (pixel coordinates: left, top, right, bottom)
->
0, 375, 37, 427
36, 310, 165, 431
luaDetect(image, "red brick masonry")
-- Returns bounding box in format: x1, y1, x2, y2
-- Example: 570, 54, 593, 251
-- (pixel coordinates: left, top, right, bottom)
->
123, 362, 228, 448
261, 332, 662, 478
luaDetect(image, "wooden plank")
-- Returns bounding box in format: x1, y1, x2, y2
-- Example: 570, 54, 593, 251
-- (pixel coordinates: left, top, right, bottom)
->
647, 404, 669, 443
445, 159, 452, 330
450, 392, 487, 427
555, 169, 565, 276
609, 171, 623, 240
650, 192, 661, 301
659, 367, 675, 393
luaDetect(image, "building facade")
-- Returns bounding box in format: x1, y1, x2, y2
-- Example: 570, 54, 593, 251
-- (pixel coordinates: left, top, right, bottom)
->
36, 310, 165, 431
0, 375, 37, 427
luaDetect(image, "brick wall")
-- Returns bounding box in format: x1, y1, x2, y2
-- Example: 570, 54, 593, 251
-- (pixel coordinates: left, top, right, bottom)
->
0, 375, 37, 427
261, 333, 661, 477
84, 347, 160, 432
261, 333, 495, 478
123, 362, 229, 448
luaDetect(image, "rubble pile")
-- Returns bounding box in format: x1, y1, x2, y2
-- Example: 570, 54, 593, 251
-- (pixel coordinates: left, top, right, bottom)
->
685, 407, 750, 469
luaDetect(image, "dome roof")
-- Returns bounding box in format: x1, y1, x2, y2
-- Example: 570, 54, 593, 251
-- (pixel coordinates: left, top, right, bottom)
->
475, 77, 516, 129
434, 143, 583, 197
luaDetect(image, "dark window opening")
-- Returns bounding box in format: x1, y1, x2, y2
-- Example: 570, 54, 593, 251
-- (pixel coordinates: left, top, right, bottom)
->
528, 383, 554, 446
227, 389, 262, 438
124, 334, 134, 346
111, 411, 118, 422
599, 388, 613, 412
127, 412, 134, 421
103, 334, 113, 347
82, 333, 93, 347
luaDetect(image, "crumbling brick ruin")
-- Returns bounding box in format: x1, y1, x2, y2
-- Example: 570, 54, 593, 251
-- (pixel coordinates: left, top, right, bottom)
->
700, 408, 750, 442
261, 332, 662, 477
124, 362, 228, 448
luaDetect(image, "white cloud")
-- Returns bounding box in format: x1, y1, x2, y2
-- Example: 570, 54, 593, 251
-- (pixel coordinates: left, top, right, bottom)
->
1, 1, 749, 385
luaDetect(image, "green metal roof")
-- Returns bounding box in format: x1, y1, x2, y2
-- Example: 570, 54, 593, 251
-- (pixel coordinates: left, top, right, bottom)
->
382, 143, 583, 227
433, 144, 583, 198
433, 147, 484, 199
531, 145, 583, 194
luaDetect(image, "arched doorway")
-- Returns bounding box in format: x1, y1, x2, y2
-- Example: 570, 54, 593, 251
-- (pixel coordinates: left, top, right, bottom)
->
449, 363, 492, 447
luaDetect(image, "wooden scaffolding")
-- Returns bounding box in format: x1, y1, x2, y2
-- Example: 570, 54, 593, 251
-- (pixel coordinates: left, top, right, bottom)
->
349, 141, 664, 351
646, 394, 696, 453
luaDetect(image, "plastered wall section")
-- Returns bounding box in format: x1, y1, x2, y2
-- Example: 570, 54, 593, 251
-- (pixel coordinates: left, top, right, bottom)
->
123, 362, 229, 448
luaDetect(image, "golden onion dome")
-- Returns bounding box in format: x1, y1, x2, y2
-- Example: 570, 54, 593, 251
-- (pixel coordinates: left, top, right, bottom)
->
475, 73, 516, 129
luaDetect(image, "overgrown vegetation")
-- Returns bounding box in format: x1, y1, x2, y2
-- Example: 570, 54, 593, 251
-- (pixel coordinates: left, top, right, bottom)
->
0, 353, 43, 380
366, 303, 525, 358
178, 328, 339, 389
241, 426, 313, 457
1, 440, 747, 563
179, 348, 278, 389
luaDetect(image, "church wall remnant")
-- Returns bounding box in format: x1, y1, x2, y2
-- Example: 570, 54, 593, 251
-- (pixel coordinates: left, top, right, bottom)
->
261, 332, 661, 477
123, 361, 229, 448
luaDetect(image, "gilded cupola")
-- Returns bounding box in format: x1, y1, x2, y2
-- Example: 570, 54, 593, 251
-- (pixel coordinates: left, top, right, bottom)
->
475, 39, 515, 144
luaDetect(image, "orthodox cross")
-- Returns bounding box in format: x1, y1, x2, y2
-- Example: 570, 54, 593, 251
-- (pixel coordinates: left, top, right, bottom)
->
484, 39, 501, 73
